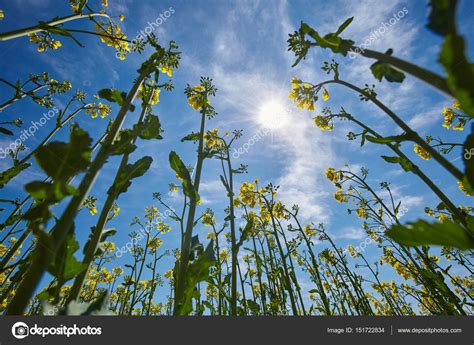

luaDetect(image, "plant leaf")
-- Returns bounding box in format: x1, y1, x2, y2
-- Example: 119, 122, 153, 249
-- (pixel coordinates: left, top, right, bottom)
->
427, 0, 457, 36
371, 49, 406, 83
0, 162, 31, 189
108, 156, 153, 196
169, 151, 200, 203
387, 219, 474, 250
381, 155, 414, 172
98, 88, 135, 112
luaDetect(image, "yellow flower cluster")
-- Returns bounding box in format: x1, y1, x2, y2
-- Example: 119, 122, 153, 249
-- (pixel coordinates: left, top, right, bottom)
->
159, 66, 173, 77
219, 249, 229, 261
260, 206, 271, 223
48, 79, 72, 94
94, 22, 129, 60
145, 206, 159, 221
82, 196, 98, 215
325, 167, 339, 183
458, 180, 473, 196
28, 33, 62, 52
313, 115, 334, 131
85, 102, 111, 119
414, 144, 431, 160
239, 182, 257, 208
201, 212, 216, 226
188, 85, 210, 111
356, 207, 367, 219
164, 269, 174, 280
289, 78, 315, 110
273, 200, 285, 219
146, 237, 164, 252
334, 189, 349, 203
204, 129, 224, 150
137, 81, 161, 105
442, 103, 465, 130
304, 224, 316, 238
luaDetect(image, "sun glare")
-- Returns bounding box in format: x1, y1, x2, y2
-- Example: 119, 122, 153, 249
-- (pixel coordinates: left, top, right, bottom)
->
257, 100, 290, 130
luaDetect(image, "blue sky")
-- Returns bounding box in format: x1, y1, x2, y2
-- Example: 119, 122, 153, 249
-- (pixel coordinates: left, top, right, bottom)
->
1, 0, 473, 303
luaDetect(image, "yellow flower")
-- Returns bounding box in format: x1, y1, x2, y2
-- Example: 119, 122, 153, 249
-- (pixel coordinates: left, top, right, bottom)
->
101, 0, 108, 6
239, 182, 257, 208
437, 214, 449, 222
71, 4, 80, 12
219, 249, 229, 261
260, 206, 271, 223
273, 201, 285, 219
0, 10, 4, 20
334, 189, 348, 203
85, 102, 112, 119
0, 244, 7, 256
119, 15, 125, 22
52, 41, 62, 50
164, 269, 174, 280
414, 144, 431, 160
102, 241, 115, 253
325, 167, 339, 183
452, 101, 461, 110
89, 206, 98, 215
232, 197, 242, 208
28, 33, 41, 43
356, 207, 367, 219
112, 205, 120, 218
201, 212, 216, 227
458, 180, 473, 196
147, 238, 164, 252
452, 122, 464, 131
151, 88, 161, 105
347, 245, 358, 258
442, 107, 455, 129
313, 115, 334, 131
204, 128, 224, 150
322, 88, 329, 101
304, 224, 316, 238
291, 77, 302, 89
187, 86, 210, 111
159, 66, 173, 77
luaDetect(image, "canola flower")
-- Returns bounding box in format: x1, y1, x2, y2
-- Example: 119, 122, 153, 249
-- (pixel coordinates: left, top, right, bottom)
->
239, 182, 257, 208
94, 21, 129, 60
204, 129, 224, 150
187, 85, 210, 111
201, 211, 216, 227
414, 144, 431, 160
313, 115, 334, 131
325, 167, 339, 183
289, 78, 315, 110
458, 180, 473, 196
85, 102, 112, 119
159, 65, 173, 77
334, 189, 349, 203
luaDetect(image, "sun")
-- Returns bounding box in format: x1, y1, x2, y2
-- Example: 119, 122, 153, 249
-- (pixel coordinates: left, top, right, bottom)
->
256, 100, 290, 130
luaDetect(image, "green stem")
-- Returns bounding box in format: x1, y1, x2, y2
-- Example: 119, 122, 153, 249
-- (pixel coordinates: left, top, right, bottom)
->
173, 108, 207, 315
5, 62, 150, 315
322, 79, 464, 181
0, 13, 110, 41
